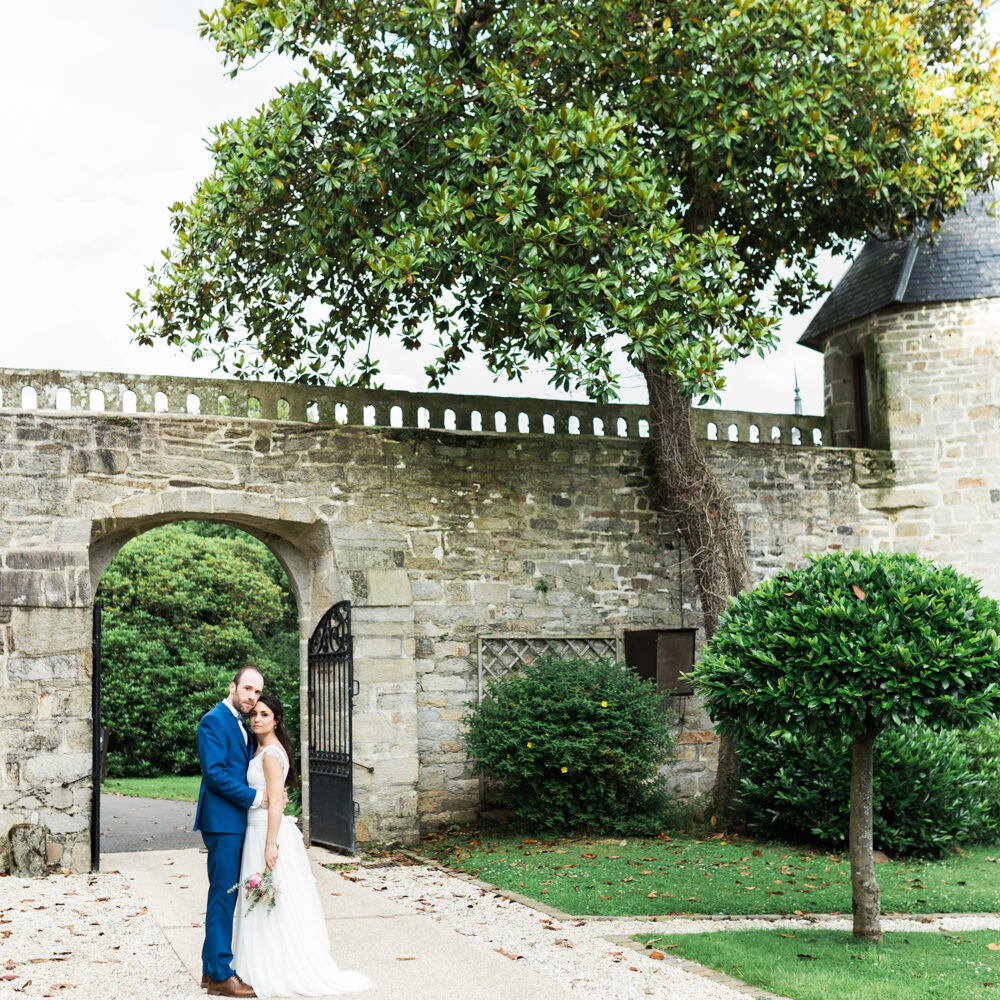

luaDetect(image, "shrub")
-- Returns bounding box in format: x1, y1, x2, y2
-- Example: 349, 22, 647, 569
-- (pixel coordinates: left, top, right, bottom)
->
99, 521, 300, 777
735, 723, 989, 856
958, 716, 1000, 843
463, 655, 678, 834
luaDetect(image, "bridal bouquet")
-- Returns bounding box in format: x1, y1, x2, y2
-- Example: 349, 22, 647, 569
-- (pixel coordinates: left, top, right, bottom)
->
229, 869, 279, 914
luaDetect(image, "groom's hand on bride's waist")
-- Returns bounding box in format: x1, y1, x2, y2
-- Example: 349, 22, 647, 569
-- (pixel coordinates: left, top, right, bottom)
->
256, 788, 290, 810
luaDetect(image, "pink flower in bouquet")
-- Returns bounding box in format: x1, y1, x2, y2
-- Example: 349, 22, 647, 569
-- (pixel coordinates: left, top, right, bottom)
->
229, 869, 279, 914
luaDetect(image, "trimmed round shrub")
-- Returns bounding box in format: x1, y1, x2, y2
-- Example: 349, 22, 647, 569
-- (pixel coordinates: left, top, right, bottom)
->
463, 655, 678, 834
735, 722, 989, 856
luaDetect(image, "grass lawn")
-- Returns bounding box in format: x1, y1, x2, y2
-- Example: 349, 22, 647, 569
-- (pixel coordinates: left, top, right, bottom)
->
634, 928, 1000, 1000
420, 828, 1000, 916
103, 775, 202, 801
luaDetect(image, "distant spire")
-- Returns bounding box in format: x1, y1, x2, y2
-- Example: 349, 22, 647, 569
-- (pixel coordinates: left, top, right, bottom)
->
793, 368, 803, 416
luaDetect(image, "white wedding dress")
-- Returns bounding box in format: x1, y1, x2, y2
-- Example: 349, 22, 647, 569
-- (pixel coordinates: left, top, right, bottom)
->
232, 744, 371, 998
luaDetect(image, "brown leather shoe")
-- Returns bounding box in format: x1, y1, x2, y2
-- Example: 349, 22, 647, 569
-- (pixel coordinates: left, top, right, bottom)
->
201, 974, 209, 989
207, 976, 256, 998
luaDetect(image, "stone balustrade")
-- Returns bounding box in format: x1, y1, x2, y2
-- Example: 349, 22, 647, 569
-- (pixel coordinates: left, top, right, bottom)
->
0, 369, 828, 445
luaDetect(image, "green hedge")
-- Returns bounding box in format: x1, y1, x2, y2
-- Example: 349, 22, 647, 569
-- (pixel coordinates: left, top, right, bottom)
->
735, 721, 997, 856
464, 655, 680, 834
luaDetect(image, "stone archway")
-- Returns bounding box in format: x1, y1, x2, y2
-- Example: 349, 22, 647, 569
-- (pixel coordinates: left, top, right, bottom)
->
84, 487, 420, 859
88, 492, 341, 853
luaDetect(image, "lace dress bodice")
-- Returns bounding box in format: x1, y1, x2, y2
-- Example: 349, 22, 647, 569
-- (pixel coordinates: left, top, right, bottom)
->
247, 743, 289, 791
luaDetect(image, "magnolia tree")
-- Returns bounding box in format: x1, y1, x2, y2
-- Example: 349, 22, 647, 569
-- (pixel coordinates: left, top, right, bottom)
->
690, 551, 1000, 941
129, 0, 1000, 806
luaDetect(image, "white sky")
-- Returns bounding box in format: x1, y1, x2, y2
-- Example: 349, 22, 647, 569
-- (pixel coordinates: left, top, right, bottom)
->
0, 1, 848, 414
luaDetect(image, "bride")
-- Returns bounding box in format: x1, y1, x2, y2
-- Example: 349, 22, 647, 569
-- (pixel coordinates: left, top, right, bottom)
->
233, 694, 371, 998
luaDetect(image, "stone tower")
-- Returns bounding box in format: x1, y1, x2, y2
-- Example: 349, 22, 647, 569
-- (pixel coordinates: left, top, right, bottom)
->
799, 190, 1000, 593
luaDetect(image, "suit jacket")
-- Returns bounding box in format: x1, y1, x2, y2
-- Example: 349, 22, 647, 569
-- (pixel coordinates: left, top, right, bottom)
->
193, 701, 256, 834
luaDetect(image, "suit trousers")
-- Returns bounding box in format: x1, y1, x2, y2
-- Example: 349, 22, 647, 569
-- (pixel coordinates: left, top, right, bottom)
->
201, 831, 245, 983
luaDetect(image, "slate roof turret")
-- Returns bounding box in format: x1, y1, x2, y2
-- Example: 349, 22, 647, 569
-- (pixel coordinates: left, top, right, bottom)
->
800, 190, 1000, 350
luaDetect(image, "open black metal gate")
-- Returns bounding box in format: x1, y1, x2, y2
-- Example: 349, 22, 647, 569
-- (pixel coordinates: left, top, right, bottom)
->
307, 601, 357, 853
91, 600, 102, 872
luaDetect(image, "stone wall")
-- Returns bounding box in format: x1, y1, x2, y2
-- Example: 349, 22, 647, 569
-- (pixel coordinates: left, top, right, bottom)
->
0, 372, 887, 869
6, 295, 998, 871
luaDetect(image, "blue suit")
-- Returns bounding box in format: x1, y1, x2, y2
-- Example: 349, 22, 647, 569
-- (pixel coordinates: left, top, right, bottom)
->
194, 701, 256, 984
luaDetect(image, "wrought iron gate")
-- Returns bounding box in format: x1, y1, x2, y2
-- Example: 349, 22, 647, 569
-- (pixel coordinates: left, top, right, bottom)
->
307, 601, 357, 853
91, 600, 102, 872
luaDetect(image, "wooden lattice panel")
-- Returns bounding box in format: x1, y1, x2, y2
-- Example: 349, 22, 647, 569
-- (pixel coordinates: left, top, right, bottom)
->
477, 633, 621, 700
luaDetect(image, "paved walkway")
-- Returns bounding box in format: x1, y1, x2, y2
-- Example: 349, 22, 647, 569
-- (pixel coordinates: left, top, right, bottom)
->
103, 847, 582, 1000
100, 794, 202, 852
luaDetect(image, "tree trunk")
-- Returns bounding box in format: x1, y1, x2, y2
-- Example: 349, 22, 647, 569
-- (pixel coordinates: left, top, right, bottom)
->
850, 724, 882, 942
640, 363, 752, 814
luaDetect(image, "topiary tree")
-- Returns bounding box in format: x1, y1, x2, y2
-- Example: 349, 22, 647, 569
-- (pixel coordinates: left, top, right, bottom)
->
463, 655, 677, 834
690, 550, 1000, 941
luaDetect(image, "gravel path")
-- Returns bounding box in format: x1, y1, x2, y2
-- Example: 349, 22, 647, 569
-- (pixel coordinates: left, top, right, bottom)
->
0, 870, 201, 1000
4, 859, 1000, 1000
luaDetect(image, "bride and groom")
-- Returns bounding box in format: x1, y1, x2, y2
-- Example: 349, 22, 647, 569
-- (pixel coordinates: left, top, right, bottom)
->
194, 665, 371, 998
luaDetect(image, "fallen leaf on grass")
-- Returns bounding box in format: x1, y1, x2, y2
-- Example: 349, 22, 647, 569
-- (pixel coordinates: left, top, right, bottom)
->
797, 954, 819, 960
986, 944, 1000, 951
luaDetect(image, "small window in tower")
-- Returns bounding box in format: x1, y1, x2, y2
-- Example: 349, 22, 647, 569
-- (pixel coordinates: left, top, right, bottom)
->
623, 628, 696, 695
852, 352, 872, 448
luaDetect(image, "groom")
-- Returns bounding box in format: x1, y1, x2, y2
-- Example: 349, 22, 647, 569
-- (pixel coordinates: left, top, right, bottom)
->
194, 665, 266, 998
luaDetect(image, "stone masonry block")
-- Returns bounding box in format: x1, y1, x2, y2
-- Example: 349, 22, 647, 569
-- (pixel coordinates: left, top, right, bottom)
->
355, 568, 412, 607
10, 607, 90, 655
24, 753, 91, 786
0, 570, 45, 607
675, 730, 716, 746
0, 689, 39, 719
7, 654, 80, 683
9, 824, 46, 877
419, 674, 468, 693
